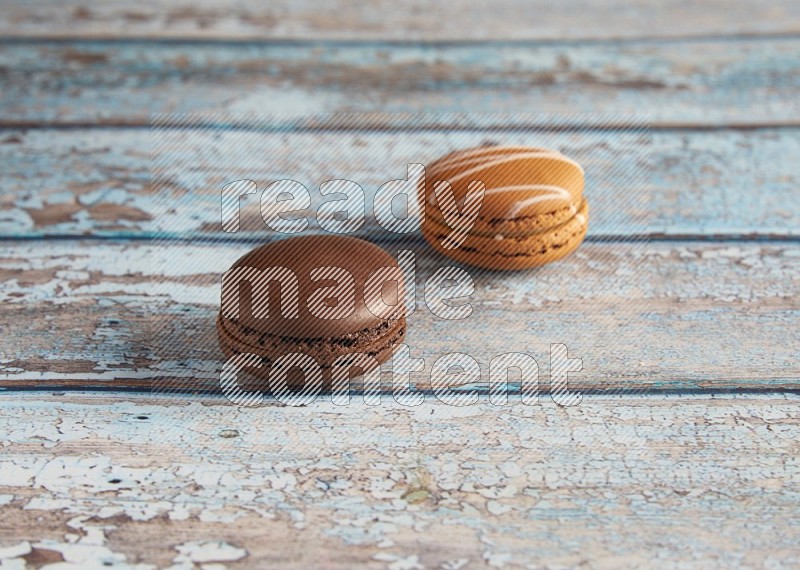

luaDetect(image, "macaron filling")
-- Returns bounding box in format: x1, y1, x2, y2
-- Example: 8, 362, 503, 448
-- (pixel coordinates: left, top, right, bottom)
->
423, 200, 589, 258
218, 313, 406, 368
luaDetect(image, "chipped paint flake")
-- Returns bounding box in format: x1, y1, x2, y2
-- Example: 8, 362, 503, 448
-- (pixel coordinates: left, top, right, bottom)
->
173, 541, 247, 564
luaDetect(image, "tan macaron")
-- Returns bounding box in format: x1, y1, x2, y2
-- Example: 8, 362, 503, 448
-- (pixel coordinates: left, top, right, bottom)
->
419, 145, 589, 270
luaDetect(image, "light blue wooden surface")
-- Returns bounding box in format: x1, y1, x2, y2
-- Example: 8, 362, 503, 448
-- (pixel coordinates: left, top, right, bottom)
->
1, 239, 797, 392
4, 0, 800, 41
0, 10, 796, 393
0, 392, 797, 567
0, 4, 799, 568
0, 38, 799, 126
2, 127, 799, 239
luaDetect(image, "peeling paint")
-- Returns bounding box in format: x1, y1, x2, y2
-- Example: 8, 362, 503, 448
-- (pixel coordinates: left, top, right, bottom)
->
2, 128, 800, 238
3, 394, 795, 567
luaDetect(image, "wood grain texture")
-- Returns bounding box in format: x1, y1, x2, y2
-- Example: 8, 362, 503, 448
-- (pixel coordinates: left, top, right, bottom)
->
0, 393, 798, 568
1, 239, 797, 392
2, 127, 799, 238
0, 0, 797, 563
2, 0, 800, 40
2, 38, 800, 126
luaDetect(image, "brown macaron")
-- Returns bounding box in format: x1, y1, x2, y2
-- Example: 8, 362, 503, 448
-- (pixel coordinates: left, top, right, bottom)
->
217, 235, 406, 389
420, 145, 589, 270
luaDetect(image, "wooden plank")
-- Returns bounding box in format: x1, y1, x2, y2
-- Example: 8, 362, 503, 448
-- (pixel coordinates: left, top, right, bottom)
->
0, 393, 798, 568
2, 127, 798, 238
2, 0, 800, 40
1, 239, 797, 392
2, 38, 800, 126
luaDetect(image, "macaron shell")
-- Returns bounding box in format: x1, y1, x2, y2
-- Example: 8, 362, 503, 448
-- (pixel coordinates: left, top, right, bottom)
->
226, 235, 403, 339
427, 145, 560, 170
422, 199, 589, 270
423, 148, 584, 219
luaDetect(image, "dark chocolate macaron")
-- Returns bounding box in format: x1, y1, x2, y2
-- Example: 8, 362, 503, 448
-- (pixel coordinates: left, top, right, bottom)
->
217, 235, 406, 390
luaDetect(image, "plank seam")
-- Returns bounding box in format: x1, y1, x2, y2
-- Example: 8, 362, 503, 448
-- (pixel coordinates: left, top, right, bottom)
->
2, 32, 800, 47
1, 386, 799, 396
4, 122, 800, 131
1, 234, 798, 244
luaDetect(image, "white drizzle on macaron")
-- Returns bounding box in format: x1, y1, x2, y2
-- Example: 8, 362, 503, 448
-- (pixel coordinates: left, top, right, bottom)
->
426, 146, 584, 219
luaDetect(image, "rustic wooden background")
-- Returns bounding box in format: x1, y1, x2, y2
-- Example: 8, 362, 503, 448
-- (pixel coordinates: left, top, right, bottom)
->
1, 1, 799, 568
